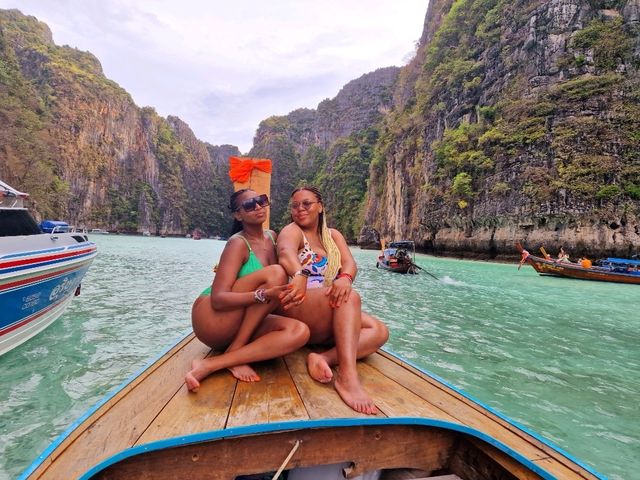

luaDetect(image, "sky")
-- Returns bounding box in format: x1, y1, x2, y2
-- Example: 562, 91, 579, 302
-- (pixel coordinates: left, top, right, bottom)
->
0, 1, 427, 153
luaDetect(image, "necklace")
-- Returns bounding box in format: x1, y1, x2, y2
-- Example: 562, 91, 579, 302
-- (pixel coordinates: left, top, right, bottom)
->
242, 231, 268, 254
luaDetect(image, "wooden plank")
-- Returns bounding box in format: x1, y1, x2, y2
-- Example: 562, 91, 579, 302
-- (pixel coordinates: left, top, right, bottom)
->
356, 361, 456, 421
226, 358, 309, 428
30, 334, 211, 480
532, 456, 600, 480
366, 352, 598, 480
365, 353, 549, 453
283, 349, 370, 419
458, 438, 544, 480
135, 365, 237, 444
93, 425, 458, 480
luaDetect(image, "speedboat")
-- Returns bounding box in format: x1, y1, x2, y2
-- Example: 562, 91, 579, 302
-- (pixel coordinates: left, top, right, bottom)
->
0, 180, 98, 356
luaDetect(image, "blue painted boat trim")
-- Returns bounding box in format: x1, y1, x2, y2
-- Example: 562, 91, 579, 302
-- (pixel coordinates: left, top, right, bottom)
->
17, 331, 193, 480
380, 347, 606, 479
18, 337, 607, 480
78, 417, 555, 480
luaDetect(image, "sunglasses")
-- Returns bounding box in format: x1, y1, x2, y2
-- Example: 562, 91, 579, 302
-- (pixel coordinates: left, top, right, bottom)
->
291, 200, 319, 211
237, 194, 270, 212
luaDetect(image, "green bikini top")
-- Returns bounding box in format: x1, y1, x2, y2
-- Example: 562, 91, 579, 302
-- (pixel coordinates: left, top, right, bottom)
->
235, 231, 276, 278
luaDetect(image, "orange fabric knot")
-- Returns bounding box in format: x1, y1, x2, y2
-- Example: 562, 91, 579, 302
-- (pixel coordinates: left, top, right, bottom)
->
229, 157, 272, 183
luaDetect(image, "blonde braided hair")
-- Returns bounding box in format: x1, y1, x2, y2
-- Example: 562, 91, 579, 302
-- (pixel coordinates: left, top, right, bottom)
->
292, 186, 341, 286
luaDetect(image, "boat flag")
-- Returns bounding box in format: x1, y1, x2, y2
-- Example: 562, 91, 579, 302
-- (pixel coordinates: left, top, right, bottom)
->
518, 249, 530, 270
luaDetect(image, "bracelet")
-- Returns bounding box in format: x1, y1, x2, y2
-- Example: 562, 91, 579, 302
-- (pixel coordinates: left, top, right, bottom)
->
293, 269, 310, 278
254, 288, 268, 304
336, 272, 353, 283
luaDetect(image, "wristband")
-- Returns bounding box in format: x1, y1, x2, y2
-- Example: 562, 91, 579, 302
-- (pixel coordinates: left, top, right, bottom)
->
254, 288, 268, 303
336, 272, 353, 283
293, 269, 310, 278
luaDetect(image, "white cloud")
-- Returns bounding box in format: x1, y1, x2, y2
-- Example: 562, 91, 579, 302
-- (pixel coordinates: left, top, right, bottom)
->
0, 0, 427, 152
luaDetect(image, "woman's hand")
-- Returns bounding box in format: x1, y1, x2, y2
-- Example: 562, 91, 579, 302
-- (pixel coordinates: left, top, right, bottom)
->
279, 274, 307, 310
265, 284, 293, 303
325, 276, 352, 308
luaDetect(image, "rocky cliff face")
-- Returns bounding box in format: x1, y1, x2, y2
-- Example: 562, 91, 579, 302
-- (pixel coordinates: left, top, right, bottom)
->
4, 5, 639, 256
362, 0, 640, 259
0, 9, 235, 235
250, 67, 399, 236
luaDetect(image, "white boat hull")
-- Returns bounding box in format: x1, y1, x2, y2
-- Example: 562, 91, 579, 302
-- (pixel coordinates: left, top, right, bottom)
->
0, 233, 97, 356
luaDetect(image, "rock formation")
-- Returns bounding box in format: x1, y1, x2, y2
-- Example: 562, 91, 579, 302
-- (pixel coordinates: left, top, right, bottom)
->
0, 9, 235, 236
362, 0, 640, 259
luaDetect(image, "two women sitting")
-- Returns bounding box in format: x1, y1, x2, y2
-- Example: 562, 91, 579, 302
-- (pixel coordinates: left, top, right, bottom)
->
186, 186, 388, 414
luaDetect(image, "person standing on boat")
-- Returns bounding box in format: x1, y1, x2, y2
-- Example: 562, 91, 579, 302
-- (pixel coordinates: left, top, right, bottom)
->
276, 185, 389, 415
186, 189, 310, 391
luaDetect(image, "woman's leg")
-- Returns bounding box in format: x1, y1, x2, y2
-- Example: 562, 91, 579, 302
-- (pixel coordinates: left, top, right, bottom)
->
280, 292, 389, 380
280, 289, 378, 414
188, 265, 293, 388
311, 312, 389, 368
186, 314, 310, 390
326, 291, 377, 415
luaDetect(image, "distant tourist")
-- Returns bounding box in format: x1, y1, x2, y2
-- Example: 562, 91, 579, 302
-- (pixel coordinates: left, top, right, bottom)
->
557, 247, 570, 263
276, 185, 389, 415
185, 189, 309, 392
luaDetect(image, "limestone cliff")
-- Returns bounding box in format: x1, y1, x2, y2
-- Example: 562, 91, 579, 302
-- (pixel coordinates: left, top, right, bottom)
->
0, 9, 235, 235
362, 0, 640, 259
250, 67, 399, 237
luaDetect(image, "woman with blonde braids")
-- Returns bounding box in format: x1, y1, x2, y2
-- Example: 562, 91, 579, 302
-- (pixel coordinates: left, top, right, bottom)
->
277, 186, 389, 415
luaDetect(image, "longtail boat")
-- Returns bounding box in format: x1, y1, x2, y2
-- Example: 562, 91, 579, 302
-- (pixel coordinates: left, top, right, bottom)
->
517, 243, 640, 285
20, 333, 603, 480
376, 240, 419, 274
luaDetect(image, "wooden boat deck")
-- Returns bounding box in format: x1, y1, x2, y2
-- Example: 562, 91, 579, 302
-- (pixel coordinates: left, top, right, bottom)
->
25, 333, 600, 480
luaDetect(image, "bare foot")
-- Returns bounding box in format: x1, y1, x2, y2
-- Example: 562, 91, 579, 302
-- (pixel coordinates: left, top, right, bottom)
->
334, 370, 377, 415
228, 364, 261, 382
185, 358, 211, 392
307, 352, 333, 383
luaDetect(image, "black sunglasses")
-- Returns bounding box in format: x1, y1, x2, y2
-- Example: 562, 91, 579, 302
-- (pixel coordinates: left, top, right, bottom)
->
237, 194, 270, 212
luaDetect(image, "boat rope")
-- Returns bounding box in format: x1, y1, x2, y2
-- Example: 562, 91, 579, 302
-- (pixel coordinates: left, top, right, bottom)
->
272, 439, 301, 479
410, 262, 440, 281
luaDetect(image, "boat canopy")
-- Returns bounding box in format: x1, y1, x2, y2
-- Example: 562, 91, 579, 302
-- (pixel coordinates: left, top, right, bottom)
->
40, 220, 70, 233
388, 240, 415, 249
599, 257, 640, 267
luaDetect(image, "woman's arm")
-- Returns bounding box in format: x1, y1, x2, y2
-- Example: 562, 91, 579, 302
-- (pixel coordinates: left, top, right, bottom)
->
276, 223, 307, 308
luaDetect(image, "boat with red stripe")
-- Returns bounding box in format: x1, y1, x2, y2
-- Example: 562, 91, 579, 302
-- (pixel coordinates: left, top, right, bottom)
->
0, 180, 98, 356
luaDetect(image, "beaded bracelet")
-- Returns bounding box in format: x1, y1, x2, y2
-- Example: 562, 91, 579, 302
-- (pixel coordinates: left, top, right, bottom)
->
335, 272, 353, 283
254, 288, 268, 303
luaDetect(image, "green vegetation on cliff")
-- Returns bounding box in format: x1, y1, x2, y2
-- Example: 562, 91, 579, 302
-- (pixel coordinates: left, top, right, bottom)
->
316, 129, 379, 240
364, 0, 639, 257
0, 9, 233, 235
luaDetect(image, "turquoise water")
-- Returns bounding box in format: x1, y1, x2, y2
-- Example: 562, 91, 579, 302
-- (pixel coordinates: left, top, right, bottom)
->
0, 235, 638, 479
